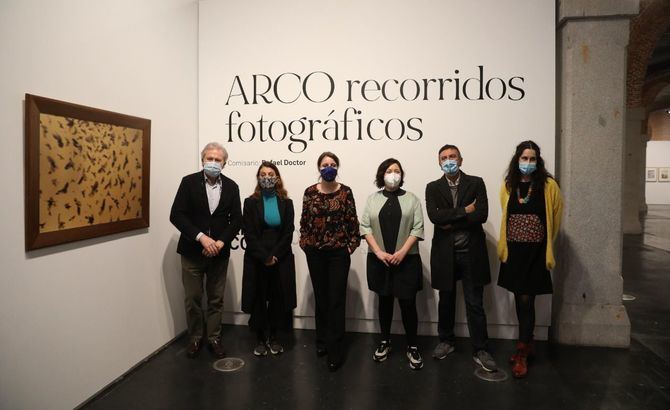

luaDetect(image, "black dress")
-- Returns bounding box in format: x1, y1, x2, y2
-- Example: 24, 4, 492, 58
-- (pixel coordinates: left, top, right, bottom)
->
367, 189, 423, 299
498, 181, 552, 295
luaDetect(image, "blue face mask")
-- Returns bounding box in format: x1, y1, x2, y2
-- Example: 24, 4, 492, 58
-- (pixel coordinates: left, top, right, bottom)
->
518, 161, 537, 176
320, 166, 338, 182
441, 159, 459, 176
203, 161, 222, 178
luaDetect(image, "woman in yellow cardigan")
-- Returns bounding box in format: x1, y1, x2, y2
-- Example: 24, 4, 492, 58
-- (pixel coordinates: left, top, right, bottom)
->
497, 140, 563, 379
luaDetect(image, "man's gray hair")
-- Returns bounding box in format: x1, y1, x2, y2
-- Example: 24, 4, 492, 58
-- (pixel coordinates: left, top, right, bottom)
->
200, 142, 228, 163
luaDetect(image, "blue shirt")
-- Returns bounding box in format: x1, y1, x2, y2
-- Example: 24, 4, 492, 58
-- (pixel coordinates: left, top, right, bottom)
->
262, 191, 281, 227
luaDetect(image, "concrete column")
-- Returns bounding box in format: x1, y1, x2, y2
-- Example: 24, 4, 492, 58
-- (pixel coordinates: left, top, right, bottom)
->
623, 108, 647, 234
552, 0, 639, 347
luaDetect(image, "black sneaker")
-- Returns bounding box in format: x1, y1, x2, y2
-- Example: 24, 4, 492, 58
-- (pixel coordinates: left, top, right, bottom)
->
432, 341, 455, 360
373, 340, 392, 362
407, 346, 424, 370
253, 341, 268, 357
267, 338, 284, 355
473, 350, 498, 372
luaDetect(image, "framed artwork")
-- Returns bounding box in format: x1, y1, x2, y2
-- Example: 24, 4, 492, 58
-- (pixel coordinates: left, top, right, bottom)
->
659, 167, 670, 182
646, 167, 658, 182
24, 94, 151, 251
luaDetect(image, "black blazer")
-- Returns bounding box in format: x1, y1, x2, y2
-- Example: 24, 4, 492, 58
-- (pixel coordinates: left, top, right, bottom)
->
169, 171, 242, 260
425, 172, 491, 291
241, 195, 297, 313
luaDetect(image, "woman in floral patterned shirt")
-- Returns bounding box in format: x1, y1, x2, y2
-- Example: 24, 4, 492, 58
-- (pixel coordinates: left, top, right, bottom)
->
299, 151, 360, 372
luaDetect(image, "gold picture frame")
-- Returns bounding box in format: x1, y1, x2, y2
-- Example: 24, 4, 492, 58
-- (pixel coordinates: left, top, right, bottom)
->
24, 94, 151, 250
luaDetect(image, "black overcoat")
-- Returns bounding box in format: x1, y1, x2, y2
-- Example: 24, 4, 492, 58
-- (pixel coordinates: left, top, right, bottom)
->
241, 195, 297, 313
425, 172, 491, 291
169, 171, 242, 260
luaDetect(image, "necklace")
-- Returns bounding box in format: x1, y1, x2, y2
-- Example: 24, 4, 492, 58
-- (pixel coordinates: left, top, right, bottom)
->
516, 184, 533, 204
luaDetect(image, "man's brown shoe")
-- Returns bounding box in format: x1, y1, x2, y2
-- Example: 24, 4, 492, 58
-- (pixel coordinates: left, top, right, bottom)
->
186, 339, 202, 358
209, 339, 226, 358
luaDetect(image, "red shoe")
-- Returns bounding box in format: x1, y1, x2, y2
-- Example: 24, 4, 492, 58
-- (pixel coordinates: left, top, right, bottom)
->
509, 341, 528, 363
512, 355, 528, 378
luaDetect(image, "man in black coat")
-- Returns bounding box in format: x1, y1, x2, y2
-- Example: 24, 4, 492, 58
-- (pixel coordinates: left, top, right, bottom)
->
170, 142, 242, 358
425, 144, 497, 372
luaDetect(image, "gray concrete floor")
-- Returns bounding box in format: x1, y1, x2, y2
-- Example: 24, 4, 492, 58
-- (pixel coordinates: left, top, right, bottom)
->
642, 204, 670, 252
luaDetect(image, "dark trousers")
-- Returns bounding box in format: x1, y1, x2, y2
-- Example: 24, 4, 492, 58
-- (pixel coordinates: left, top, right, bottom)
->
249, 264, 284, 341
378, 295, 418, 347
515, 294, 536, 343
181, 254, 229, 342
305, 248, 351, 363
438, 252, 488, 352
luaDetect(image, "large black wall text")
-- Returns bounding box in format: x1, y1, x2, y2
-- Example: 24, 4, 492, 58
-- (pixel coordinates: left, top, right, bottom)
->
224, 66, 525, 153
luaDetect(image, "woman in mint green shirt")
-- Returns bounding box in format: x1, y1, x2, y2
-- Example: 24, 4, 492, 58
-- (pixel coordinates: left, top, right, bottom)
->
360, 158, 425, 370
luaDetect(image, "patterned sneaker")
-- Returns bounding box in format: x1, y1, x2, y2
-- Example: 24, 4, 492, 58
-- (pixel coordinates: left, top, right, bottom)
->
407, 346, 424, 370
253, 341, 268, 357
432, 342, 455, 360
473, 350, 498, 372
267, 338, 284, 355
373, 340, 392, 362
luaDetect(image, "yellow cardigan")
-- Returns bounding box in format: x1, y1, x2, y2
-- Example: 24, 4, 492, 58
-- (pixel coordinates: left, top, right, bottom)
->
497, 178, 563, 270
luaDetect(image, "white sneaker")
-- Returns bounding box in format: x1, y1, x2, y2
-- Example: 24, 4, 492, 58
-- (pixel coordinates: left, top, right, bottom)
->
373, 340, 392, 362
407, 346, 424, 370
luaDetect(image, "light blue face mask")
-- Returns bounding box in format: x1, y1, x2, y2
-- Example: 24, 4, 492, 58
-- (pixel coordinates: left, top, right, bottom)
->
518, 161, 537, 176
441, 159, 459, 176
203, 161, 222, 178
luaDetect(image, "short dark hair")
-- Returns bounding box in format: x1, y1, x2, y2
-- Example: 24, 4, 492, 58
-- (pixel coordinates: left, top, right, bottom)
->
317, 151, 340, 168
437, 144, 461, 159
374, 158, 404, 188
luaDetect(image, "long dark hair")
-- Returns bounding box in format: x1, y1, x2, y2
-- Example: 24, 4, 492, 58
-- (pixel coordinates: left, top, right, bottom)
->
251, 161, 288, 199
504, 140, 553, 193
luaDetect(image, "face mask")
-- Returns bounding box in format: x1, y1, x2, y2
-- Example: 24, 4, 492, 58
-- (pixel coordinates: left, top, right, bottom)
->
320, 166, 338, 182
441, 159, 459, 176
259, 176, 277, 190
203, 161, 222, 178
518, 161, 537, 176
384, 173, 401, 189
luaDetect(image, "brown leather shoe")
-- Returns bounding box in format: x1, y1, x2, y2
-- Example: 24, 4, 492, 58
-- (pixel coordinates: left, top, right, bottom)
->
186, 339, 202, 358
208, 339, 226, 358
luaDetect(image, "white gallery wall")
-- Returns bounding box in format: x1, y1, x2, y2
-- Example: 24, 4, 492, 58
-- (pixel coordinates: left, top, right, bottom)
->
199, 0, 555, 338
0, 1, 197, 408
646, 141, 670, 204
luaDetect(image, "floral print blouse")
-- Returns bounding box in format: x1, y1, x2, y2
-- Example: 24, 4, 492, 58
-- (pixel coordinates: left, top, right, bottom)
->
299, 183, 361, 251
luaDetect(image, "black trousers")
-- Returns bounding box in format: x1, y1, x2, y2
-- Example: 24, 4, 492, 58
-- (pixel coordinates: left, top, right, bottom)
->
305, 248, 351, 363
378, 295, 418, 347
248, 264, 284, 340
438, 252, 489, 352
515, 293, 536, 343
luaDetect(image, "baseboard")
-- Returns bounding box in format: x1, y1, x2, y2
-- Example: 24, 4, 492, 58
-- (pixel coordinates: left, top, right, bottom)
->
221, 312, 549, 341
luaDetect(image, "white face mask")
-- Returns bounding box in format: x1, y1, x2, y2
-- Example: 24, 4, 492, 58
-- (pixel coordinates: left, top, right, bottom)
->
384, 173, 401, 189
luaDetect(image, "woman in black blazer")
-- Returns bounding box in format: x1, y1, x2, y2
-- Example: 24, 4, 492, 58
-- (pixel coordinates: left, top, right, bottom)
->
241, 161, 296, 356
